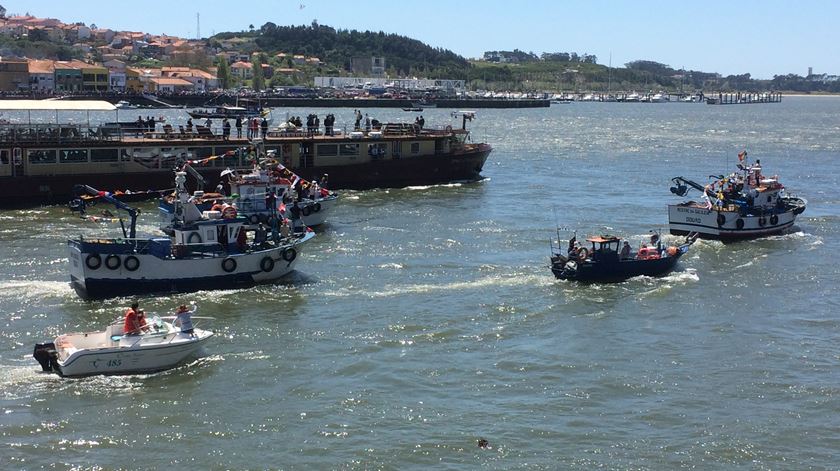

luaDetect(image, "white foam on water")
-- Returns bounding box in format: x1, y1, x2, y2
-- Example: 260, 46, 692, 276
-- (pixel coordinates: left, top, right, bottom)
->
0, 280, 73, 300
323, 272, 553, 298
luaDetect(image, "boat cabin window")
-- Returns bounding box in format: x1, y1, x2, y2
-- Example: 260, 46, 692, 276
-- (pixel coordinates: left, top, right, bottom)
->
339, 144, 359, 156
59, 149, 89, 163
0, 150, 8, 165
188, 147, 213, 159
120, 149, 132, 162
159, 148, 182, 169
28, 149, 57, 164
368, 143, 387, 158
410, 142, 420, 154
317, 144, 338, 157
90, 148, 119, 162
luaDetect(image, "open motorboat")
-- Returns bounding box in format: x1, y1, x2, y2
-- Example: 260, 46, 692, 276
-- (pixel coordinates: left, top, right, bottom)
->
668, 151, 806, 239
32, 316, 213, 377
550, 230, 697, 282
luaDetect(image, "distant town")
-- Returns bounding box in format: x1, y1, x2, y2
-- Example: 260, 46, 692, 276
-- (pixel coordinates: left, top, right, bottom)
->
0, 6, 837, 99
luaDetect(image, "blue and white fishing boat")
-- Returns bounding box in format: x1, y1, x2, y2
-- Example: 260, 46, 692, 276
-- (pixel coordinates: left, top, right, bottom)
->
67, 170, 315, 300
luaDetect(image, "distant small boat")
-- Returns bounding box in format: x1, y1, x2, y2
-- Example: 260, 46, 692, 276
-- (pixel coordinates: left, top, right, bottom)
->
402, 107, 423, 112
33, 316, 213, 377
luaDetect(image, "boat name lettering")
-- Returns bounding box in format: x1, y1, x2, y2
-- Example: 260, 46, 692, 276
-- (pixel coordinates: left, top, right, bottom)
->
107, 359, 122, 368
686, 217, 703, 223
676, 207, 709, 215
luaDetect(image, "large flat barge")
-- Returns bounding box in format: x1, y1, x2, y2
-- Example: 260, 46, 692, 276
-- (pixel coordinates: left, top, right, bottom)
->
0, 102, 491, 207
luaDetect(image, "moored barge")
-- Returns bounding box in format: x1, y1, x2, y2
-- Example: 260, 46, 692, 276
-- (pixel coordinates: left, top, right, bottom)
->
0, 102, 491, 207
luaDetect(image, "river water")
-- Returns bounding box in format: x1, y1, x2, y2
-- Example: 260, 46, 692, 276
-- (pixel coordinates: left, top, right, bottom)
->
1, 97, 839, 469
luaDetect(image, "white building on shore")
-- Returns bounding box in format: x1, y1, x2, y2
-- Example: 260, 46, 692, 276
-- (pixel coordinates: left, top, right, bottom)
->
314, 76, 464, 92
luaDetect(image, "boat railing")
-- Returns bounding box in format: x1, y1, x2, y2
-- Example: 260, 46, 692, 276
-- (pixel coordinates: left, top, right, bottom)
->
0, 123, 233, 145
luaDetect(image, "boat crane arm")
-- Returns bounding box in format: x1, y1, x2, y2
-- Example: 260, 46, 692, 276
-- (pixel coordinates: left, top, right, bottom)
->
670, 176, 711, 197
72, 184, 139, 239
180, 163, 206, 191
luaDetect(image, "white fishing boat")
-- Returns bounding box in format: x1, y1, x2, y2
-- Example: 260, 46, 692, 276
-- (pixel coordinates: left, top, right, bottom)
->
159, 155, 337, 228
33, 316, 213, 377
68, 169, 315, 300
668, 152, 806, 240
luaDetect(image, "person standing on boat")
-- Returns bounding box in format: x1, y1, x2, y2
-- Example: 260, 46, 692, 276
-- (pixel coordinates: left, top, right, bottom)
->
186, 118, 193, 134
364, 114, 371, 133
620, 241, 631, 259
204, 117, 212, 132
235, 116, 243, 139
222, 118, 231, 141
123, 302, 148, 335
418, 115, 425, 129
173, 304, 194, 335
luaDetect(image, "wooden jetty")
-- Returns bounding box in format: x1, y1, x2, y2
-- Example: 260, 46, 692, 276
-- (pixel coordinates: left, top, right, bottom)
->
705, 92, 782, 105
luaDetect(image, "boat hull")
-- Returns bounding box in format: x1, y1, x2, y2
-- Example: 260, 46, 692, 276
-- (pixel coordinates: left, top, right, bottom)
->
67, 235, 312, 300
551, 253, 683, 282
0, 146, 490, 207
668, 203, 800, 240
57, 332, 212, 377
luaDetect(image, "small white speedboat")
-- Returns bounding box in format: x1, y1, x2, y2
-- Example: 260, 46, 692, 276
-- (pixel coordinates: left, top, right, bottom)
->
33, 318, 213, 377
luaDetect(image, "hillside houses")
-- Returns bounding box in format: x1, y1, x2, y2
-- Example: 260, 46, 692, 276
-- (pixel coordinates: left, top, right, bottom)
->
0, 58, 219, 93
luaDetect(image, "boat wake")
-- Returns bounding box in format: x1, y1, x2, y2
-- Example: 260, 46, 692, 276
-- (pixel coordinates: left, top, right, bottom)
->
0, 280, 74, 301
323, 272, 553, 298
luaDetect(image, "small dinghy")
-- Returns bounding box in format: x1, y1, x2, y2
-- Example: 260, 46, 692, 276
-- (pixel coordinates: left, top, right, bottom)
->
33, 316, 213, 377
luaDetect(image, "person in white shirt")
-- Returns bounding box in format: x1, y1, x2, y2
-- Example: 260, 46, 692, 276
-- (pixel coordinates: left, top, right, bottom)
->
173, 304, 194, 335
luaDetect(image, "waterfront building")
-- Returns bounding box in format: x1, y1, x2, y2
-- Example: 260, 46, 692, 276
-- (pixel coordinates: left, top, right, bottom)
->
0, 59, 30, 92
28, 59, 55, 93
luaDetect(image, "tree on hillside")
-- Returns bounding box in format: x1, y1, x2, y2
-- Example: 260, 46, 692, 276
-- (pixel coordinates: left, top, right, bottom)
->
251, 56, 265, 91
27, 28, 48, 42
216, 56, 232, 90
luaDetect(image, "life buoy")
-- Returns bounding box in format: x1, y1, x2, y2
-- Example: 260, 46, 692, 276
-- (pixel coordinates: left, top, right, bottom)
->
736, 218, 745, 230
105, 254, 121, 270
445, 125, 453, 133
124, 255, 140, 272
85, 254, 102, 270
221, 257, 237, 273
260, 256, 275, 272
249, 214, 260, 225
716, 213, 726, 226
222, 206, 237, 219
301, 205, 312, 217
187, 232, 202, 244
770, 214, 779, 225
282, 247, 297, 262
758, 217, 767, 227
577, 247, 589, 260
313, 202, 322, 213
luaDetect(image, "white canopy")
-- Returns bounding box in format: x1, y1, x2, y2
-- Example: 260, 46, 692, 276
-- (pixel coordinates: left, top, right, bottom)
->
0, 100, 117, 111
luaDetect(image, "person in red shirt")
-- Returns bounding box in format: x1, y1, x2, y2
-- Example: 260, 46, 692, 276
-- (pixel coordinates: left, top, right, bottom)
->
123, 301, 148, 335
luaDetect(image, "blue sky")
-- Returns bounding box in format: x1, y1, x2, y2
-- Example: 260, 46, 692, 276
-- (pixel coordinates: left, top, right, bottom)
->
5, 0, 836, 79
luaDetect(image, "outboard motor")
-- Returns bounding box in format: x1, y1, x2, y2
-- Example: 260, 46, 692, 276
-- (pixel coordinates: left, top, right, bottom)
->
33, 342, 60, 372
